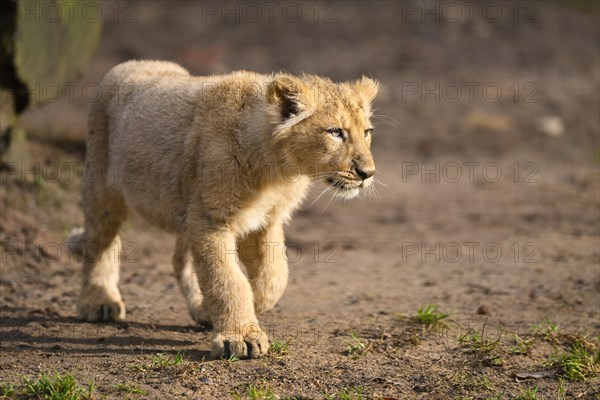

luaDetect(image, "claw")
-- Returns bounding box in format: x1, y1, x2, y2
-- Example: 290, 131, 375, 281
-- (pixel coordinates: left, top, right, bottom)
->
223, 341, 231, 359
246, 341, 254, 359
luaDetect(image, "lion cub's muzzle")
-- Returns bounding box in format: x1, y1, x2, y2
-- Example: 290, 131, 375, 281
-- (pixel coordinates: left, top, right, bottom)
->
325, 168, 374, 198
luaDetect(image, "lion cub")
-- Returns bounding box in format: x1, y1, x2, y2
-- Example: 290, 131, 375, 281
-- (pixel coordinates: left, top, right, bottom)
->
67, 60, 378, 359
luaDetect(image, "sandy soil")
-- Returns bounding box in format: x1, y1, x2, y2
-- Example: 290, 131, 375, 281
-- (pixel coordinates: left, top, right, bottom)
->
1, 1, 599, 399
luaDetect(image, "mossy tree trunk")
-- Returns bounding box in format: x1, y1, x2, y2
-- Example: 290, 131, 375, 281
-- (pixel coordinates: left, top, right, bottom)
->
0, 0, 102, 162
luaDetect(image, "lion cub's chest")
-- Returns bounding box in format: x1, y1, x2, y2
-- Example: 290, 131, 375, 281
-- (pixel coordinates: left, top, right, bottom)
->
232, 180, 309, 234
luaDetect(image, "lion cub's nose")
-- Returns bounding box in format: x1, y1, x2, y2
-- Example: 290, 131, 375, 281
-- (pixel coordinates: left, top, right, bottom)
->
355, 166, 375, 180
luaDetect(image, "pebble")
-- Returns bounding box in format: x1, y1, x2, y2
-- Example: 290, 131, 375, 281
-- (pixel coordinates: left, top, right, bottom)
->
463, 109, 513, 133
200, 377, 212, 385
476, 304, 490, 315
536, 116, 564, 137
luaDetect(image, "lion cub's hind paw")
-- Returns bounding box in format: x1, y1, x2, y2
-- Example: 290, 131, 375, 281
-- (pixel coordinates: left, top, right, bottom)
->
189, 304, 212, 329
78, 299, 126, 322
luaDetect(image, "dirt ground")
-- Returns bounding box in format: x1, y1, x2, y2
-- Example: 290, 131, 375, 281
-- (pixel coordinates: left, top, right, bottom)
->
1, 1, 599, 399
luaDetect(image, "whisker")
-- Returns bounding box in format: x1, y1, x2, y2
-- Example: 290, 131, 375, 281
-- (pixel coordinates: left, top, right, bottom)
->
372, 114, 403, 132
373, 113, 403, 127
364, 185, 374, 202
322, 176, 348, 213
364, 184, 373, 201
373, 177, 389, 188
373, 185, 382, 202
310, 171, 339, 182
311, 170, 340, 176
307, 185, 332, 208
322, 188, 338, 213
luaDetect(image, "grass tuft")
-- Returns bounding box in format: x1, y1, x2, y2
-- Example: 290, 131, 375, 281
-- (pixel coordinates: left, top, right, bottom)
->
0, 383, 16, 397
269, 340, 290, 358
233, 383, 277, 400
345, 332, 371, 357
4, 372, 96, 400
129, 351, 192, 375
113, 382, 146, 395
530, 319, 559, 342
150, 350, 186, 370
516, 386, 539, 400
224, 354, 240, 363
323, 386, 366, 400
416, 304, 449, 327
551, 341, 600, 382
457, 319, 500, 353
511, 334, 535, 355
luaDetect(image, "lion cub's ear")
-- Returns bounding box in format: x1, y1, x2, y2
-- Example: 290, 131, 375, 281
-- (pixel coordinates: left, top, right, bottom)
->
354, 76, 379, 112
267, 76, 314, 129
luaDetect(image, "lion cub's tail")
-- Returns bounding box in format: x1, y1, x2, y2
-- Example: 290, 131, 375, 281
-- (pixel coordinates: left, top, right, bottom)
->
65, 227, 85, 261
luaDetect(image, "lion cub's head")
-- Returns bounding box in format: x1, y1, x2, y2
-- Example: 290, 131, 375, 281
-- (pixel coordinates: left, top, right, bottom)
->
267, 74, 378, 199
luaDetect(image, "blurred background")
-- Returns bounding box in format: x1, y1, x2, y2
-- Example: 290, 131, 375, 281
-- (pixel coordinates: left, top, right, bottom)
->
5, 1, 599, 162
1, 1, 599, 398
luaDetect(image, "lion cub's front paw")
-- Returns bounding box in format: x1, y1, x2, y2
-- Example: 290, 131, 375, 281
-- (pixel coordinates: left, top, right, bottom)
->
78, 285, 126, 322
211, 325, 269, 359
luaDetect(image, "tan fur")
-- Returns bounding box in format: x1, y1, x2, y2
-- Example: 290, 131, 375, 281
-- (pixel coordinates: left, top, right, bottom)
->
68, 60, 377, 359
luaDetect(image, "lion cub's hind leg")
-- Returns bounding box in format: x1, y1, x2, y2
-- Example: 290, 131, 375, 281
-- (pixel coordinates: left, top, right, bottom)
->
173, 236, 211, 326
77, 184, 127, 322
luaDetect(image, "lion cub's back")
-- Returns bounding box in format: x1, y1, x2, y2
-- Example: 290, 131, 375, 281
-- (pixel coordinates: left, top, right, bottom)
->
101, 59, 198, 115
108, 59, 190, 78
97, 61, 202, 231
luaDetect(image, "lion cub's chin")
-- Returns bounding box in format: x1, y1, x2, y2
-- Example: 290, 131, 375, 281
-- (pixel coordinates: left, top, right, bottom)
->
333, 187, 361, 200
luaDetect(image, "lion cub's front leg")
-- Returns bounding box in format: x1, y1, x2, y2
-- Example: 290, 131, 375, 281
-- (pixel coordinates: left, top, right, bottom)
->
238, 222, 288, 314
191, 230, 269, 359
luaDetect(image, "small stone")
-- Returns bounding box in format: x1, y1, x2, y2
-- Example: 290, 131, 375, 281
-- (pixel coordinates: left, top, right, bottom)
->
476, 304, 490, 315
200, 377, 212, 385
463, 109, 513, 133
536, 116, 564, 137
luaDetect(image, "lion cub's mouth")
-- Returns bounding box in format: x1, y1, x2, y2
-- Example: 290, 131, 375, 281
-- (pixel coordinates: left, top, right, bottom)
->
325, 177, 362, 199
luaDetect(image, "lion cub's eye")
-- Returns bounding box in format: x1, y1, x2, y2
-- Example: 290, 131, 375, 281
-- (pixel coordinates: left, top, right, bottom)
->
327, 127, 344, 139
364, 128, 373, 137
